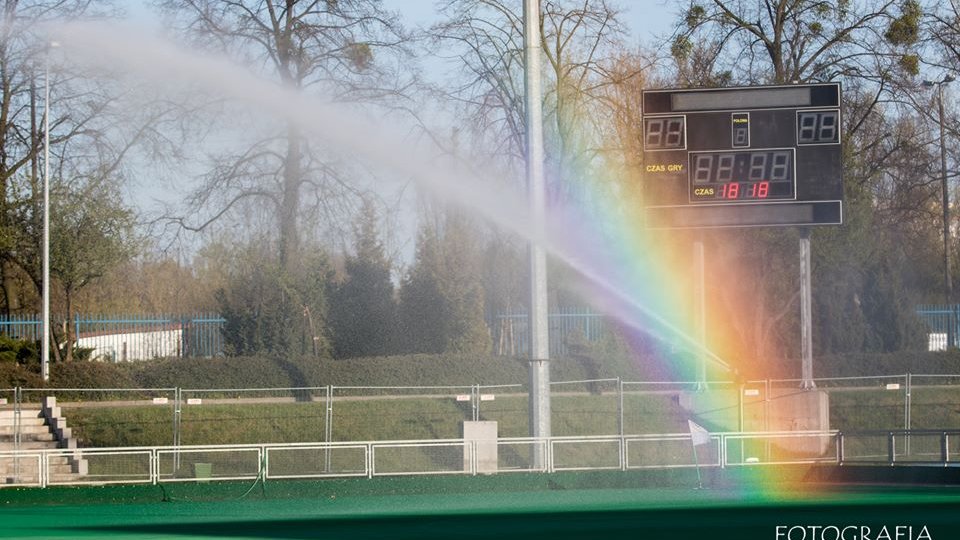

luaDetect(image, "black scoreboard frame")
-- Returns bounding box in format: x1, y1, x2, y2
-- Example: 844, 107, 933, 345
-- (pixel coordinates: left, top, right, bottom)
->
642, 83, 843, 229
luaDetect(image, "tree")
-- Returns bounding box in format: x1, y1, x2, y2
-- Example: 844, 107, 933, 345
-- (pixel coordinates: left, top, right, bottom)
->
430, 0, 632, 197
674, 1, 907, 85
398, 210, 489, 355
329, 198, 396, 358
398, 223, 448, 354
158, 0, 415, 269
46, 178, 138, 361
215, 240, 332, 357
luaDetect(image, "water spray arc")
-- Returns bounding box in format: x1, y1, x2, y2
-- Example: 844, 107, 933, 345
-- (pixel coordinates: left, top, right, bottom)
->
51, 22, 734, 377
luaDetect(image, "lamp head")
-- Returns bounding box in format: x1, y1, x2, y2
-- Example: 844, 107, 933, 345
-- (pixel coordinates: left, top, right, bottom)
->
945, 74, 956, 84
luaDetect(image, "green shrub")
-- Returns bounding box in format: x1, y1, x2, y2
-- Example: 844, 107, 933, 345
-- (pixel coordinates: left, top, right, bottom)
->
0, 363, 43, 388
49, 361, 137, 389
816, 350, 960, 378
0, 335, 38, 366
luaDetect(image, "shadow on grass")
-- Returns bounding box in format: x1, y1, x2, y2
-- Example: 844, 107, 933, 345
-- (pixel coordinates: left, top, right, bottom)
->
67, 501, 960, 540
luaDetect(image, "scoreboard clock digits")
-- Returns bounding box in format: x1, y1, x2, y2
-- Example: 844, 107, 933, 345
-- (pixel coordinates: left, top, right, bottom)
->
689, 149, 795, 203
644, 116, 685, 150
797, 110, 839, 144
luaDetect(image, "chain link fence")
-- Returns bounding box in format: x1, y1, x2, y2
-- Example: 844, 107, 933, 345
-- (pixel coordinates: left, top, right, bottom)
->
329, 385, 475, 442
1, 375, 959, 460
769, 376, 910, 432
179, 387, 327, 446
18, 388, 178, 448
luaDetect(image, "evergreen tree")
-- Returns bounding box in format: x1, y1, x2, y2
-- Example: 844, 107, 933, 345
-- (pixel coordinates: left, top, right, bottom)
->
398, 224, 449, 354
329, 199, 397, 358
440, 216, 490, 354
216, 243, 332, 358
398, 212, 490, 355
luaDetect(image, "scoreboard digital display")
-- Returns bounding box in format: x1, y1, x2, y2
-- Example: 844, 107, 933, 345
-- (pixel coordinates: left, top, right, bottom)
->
642, 84, 843, 229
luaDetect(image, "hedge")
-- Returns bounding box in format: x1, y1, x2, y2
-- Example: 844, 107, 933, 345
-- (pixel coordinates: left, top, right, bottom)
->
3, 349, 960, 390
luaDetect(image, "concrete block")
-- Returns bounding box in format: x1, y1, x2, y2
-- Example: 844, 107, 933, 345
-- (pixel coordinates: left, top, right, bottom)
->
463, 421, 498, 474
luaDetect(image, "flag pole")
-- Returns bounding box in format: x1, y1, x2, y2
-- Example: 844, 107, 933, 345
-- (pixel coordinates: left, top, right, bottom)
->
690, 435, 703, 490
688, 419, 709, 489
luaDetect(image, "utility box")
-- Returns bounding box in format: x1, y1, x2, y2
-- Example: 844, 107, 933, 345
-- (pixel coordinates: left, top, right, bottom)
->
462, 421, 498, 474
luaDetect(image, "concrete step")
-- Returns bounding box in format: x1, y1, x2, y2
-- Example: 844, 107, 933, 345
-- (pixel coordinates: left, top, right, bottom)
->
2, 473, 86, 485
0, 441, 59, 450
0, 425, 52, 436
0, 462, 76, 475
0, 416, 46, 428
0, 410, 43, 419
2, 474, 42, 485
0, 433, 56, 442
0, 455, 74, 465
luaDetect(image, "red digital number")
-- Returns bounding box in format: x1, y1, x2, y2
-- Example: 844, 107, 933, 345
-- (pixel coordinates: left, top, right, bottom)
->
748, 181, 770, 199
726, 183, 740, 199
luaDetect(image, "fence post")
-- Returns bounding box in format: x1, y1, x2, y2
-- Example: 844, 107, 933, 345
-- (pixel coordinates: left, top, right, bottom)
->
324, 385, 333, 473
13, 387, 21, 481
173, 387, 182, 471
472, 384, 479, 422
905, 373, 912, 457
180, 316, 187, 358
616, 377, 624, 438
837, 432, 844, 464
888, 432, 896, 465
942, 432, 949, 464
905, 373, 912, 430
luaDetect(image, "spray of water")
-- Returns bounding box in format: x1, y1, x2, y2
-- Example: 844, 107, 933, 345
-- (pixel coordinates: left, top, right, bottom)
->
53, 22, 733, 373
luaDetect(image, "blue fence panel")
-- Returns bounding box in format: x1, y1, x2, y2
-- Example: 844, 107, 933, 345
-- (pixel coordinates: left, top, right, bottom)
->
915, 305, 960, 350
0, 314, 40, 342
490, 307, 606, 357
0, 313, 225, 360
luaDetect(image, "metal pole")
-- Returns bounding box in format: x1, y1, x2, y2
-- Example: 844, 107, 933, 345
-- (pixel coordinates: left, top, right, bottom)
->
800, 228, 815, 389
524, 0, 550, 452
694, 240, 707, 390
41, 45, 54, 382
938, 86, 954, 347
616, 377, 624, 437
925, 76, 956, 345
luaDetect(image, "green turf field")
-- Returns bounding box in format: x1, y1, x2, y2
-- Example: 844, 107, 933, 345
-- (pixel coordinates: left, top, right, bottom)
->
2, 469, 959, 540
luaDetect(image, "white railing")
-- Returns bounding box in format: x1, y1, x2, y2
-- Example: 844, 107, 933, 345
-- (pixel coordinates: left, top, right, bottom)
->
0, 430, 842, 489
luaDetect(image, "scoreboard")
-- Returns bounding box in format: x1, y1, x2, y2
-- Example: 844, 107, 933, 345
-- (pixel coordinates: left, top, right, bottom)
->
642, 84, 843, 228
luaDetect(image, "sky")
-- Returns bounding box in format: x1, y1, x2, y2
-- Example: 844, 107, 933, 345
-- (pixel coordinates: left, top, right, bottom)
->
379, 0, 681, 42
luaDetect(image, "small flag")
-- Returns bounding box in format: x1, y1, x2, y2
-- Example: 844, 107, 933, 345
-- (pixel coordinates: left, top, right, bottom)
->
688, 420, 711, 447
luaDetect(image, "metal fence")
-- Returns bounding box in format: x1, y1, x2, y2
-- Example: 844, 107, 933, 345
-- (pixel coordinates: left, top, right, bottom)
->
916, 305, 960, 349
0, 313, 225, 360
1, 430, 849, 488
4, 373, 960, 488
0, 374, 956, 456
15, 427, 955, 489
490, 307, 606, 356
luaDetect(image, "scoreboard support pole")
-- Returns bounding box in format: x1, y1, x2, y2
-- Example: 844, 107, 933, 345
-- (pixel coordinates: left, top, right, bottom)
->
800, 228, 816, 389
694, 239, 708, 391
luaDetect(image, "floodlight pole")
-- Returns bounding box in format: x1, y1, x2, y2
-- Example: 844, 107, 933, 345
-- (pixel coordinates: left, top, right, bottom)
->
41, 42, 59, 382
924, 75, 955, 347
524, 0, 550, 455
